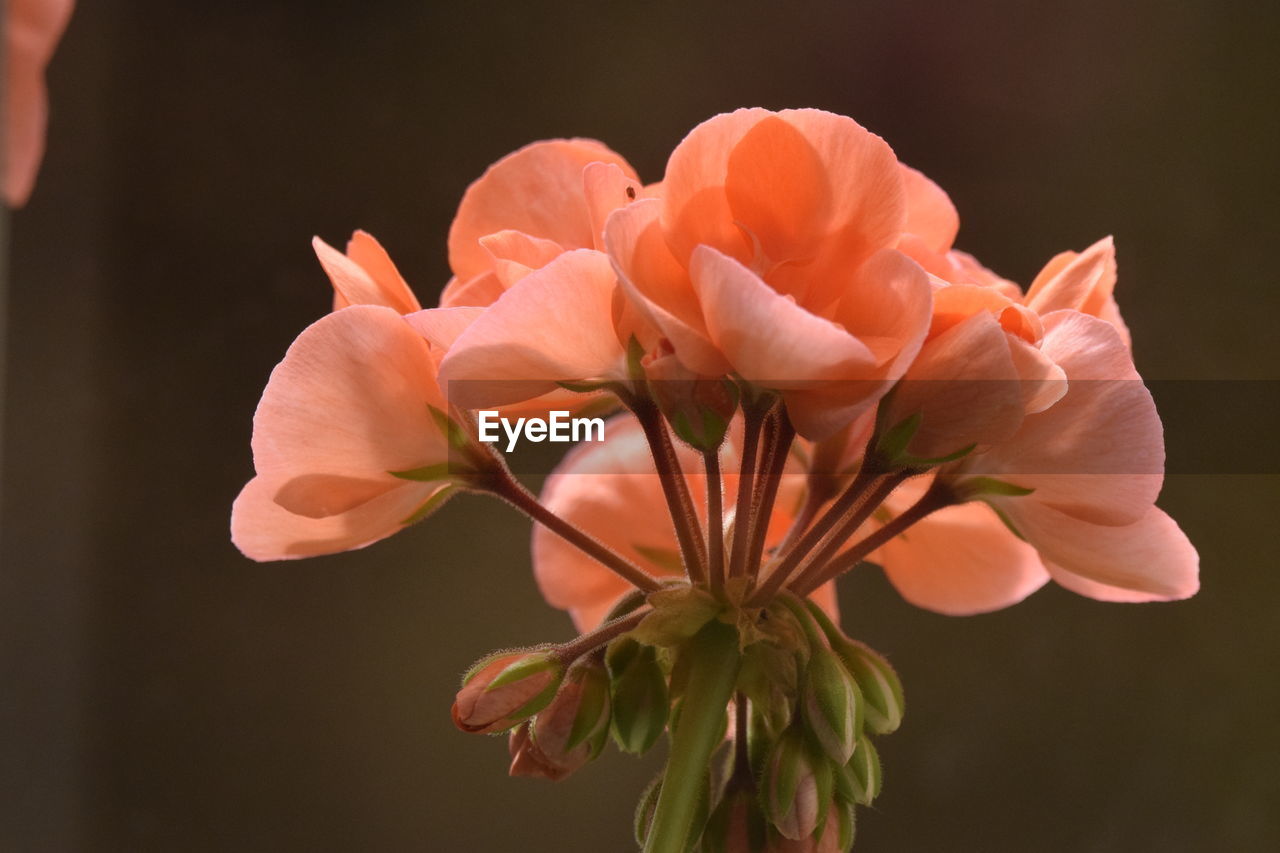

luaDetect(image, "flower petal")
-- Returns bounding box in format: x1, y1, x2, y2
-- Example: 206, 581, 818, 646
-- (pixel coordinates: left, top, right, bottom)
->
605, 199, 730, 376
876, 500, 1049, 616
899, 163, 959, 254
438, 250, 627, 410
251, 305, 448, 478
1012, 506, 1199, 601
4, 0, 74, 207
312, 232, 421, 315
448, 139, 637, 280
689, 245, 876, 389
232, 474, 445, 561
974, 311, 1163, 525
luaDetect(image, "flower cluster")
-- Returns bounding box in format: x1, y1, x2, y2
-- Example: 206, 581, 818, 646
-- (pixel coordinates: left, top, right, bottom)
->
232, 109, 1198, 852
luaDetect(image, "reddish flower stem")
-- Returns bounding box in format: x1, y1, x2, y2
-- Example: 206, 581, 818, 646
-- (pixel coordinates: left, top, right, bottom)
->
790, 478, 955, 597
746, 463, 883, 605
744, 410, 795, 583
727, 401, 767, 580
704, 449, 726, 592
631, 398, 708, 584
556, 607, 651, 662
487, 470, 662, 593
779, 471, 911, 600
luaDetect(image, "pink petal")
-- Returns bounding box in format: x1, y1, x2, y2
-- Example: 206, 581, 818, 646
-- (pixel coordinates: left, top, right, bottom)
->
660, 108, 770, 264
439, 271, 507, 308
583, 161, 642, 250
1011, 506, 1199, 601
899, 163, 959, 254
437, 250, 628, 410
479, 229, 566, 289
975, 311, 1163, 526
689, 245, 876, 389
5, 0, 74, 207
1025, 236, 1131, 346
605, 199, 730, 376
887, 311, 1024, 460
448, 139, 637, 281
312, 233, 421, 315
232, 474, 446, 561
875, 500, 1049, 615
251, 305, 449, 478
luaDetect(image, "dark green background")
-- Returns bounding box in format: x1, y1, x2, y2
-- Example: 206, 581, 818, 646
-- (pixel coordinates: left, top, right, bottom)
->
3, 1, 1277, 850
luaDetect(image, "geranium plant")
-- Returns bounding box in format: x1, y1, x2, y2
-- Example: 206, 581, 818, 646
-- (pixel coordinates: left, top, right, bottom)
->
233, 108, 1197, 852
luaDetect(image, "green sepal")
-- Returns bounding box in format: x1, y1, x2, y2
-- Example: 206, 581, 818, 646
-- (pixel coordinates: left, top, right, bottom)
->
874, 412, 921, 463
555, 378, 613, 393
485, 652, 561, 691
987, 502, 1029, 541
398, 485, 456, 525
609, 643, 669, 755
626, 334, 647, 383
563, 662, 612, 757
389, 462, 452, 482
427, 404, 472, 451
632, 586, 722, 648
958, 475, 1037, 498
737, 640, 798, 738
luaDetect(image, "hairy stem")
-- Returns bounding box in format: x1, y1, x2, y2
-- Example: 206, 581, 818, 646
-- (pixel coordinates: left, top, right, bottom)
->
745, 411, 795, 583
632, 398, 708, 584
556, 607, 651, 662
644, 620, 741, 853
790, 478, 955, 597
727, 402, 767, 580
487, 471, 661, 593
781, 470, 911, 600
704, 450, 726, 593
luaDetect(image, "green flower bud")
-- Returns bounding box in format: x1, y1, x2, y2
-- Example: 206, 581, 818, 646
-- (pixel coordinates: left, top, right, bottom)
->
847, 735, 882, 806
452, 648, 563, 734
760, 726, 834, 841
805, 601, 905, 735
508, 658, 612, 781
607, 638, 669, 755
800, 645, 863, 765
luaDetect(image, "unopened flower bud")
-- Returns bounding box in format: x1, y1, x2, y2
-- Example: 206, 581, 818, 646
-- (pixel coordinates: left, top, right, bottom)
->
451, 649, 563, 734
764, 803, 852, 852
506, 658, 612, 781
761, 726, 834, 841
606, 637, 670, 755
645, 347, 739, 451
845, 735, 881, 806
801, 645, 863, 765
702, 783, 767, 853
805, 601, 904, 735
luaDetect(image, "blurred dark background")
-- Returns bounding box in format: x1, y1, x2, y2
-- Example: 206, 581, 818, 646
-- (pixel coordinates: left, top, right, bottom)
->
3, 1, 1277, 850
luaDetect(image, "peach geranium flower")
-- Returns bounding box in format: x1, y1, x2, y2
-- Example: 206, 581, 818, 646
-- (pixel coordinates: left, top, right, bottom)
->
4, 0, 73, 207
868, 310, 1197, 613
231, 305, 457, 560
604, 108, 932, 440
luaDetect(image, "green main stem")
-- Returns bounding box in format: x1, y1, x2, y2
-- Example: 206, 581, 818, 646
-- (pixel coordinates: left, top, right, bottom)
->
644, 620, 742, 853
